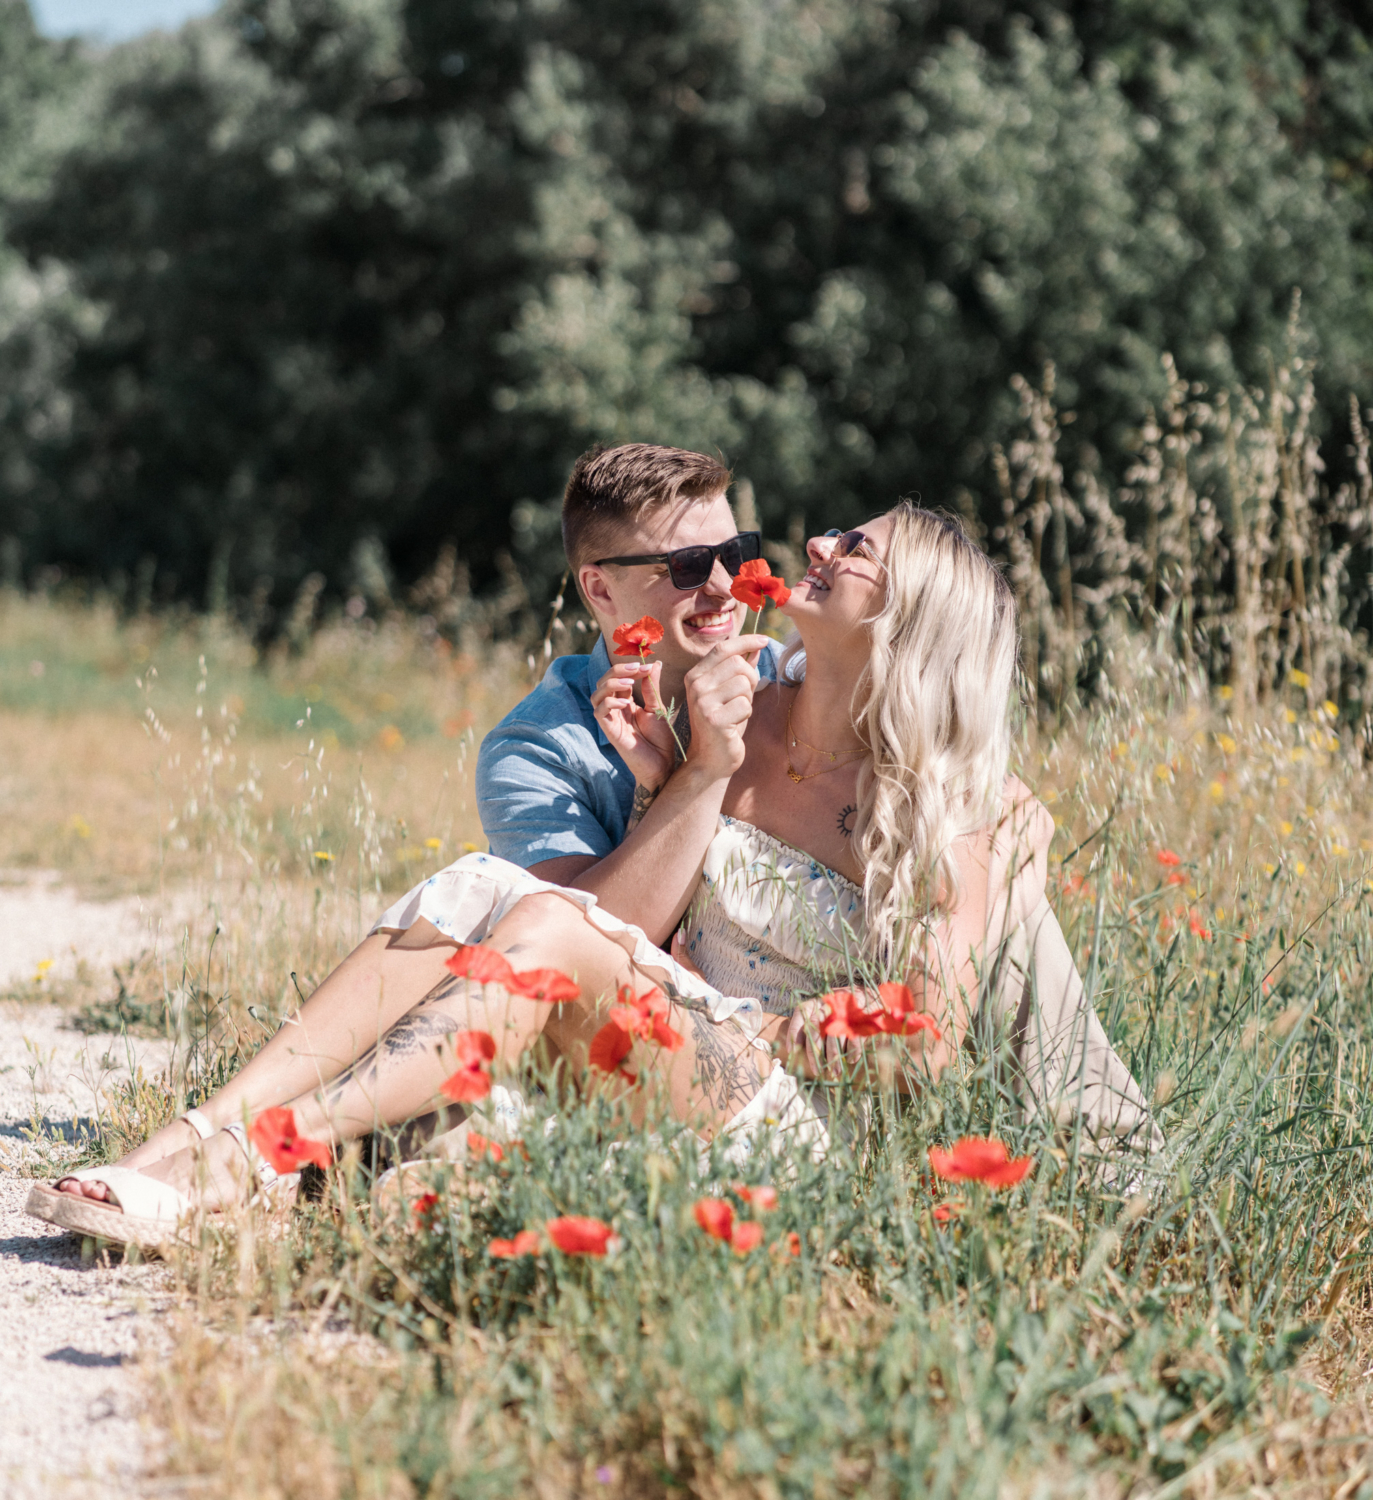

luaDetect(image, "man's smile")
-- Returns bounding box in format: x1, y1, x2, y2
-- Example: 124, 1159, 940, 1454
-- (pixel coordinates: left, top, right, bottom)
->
682, 606, 737, 638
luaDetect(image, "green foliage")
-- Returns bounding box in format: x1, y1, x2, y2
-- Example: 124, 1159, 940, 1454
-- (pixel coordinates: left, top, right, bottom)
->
0, 0, 1371, 617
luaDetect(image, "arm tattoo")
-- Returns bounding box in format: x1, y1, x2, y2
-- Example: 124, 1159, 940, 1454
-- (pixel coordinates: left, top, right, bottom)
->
837, 804, 856, 839
687, 1009, 760, 1115
629, 782, 660, 829
673, 702, 692, 764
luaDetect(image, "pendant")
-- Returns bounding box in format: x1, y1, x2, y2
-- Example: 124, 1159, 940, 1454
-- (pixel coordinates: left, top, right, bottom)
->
786, 764, 803, 783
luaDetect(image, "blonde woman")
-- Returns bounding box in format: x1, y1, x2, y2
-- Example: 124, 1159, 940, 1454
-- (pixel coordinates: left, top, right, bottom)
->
31, 505, 1157, 1245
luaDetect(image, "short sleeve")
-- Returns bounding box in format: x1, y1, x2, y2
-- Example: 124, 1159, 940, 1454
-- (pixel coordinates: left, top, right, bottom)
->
476, 721, 617, 867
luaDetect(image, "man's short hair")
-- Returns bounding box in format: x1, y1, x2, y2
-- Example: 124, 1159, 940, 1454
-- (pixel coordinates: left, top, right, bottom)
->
562, 443, 732, 575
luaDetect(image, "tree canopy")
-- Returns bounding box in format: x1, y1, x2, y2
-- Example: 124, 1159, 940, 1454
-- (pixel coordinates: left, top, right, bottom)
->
1, 0, 1370, 616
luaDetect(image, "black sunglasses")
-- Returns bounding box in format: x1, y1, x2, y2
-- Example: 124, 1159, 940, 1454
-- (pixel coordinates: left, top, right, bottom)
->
593, 531, 763, 591
823, 528, 888, 573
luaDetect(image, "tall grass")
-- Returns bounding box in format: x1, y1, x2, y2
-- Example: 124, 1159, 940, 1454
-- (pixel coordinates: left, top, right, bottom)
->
13, 344, 1373, 1496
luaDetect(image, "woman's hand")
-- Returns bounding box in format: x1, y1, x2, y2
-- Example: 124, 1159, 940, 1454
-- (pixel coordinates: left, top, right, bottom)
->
591, 660, 678, 791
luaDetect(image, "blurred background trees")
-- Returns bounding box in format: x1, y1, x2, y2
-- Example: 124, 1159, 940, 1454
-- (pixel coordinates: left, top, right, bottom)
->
0, 0, 1370, 628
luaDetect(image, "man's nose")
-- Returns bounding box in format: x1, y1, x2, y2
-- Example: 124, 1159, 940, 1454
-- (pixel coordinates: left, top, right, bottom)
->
701, 558, 735, 599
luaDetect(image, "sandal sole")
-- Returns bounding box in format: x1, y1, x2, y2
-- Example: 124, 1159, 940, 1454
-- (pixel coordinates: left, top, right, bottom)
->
23, 1182, 183, 1251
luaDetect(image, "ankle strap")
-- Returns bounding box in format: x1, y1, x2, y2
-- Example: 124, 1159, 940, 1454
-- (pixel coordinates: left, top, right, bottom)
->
182, 1107, 215, 1141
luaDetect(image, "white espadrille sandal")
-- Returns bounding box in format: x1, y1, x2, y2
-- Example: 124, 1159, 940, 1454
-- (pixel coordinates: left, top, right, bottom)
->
24, 1109, 296, 1250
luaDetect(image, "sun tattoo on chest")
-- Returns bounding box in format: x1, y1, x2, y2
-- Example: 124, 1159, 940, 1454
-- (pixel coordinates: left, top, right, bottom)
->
837, 804, 856, 839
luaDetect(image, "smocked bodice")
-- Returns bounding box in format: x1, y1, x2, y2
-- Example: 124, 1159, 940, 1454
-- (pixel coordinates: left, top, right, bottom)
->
681, 815, 866, 1013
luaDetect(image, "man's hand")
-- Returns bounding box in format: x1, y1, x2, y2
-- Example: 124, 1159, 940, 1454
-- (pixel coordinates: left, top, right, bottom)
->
682, 635, 772, 783
592, 660, 678, 791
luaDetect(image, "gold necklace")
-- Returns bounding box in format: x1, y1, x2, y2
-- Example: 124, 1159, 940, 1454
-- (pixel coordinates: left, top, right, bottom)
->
785, 699, 866, 784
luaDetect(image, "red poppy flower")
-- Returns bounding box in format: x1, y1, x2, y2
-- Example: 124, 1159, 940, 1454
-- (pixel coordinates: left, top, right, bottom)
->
1188, 911, 1212, 940
248, 1106, 333, 1174
732, 1183, 778, 1213
607, 985, 683, 1051
1157, 849, 1182, 867
588, 1022, 638, 1083
730, 1221, 764, 1255
818, 987, 941, 1041
509, 968, 581, 1004
694, 1198, 734, 1242
446, 946, 580, 1004
932, 1200, 965, 1224
490, 1229, 541, 1258
928, 1136, 1033, 1188
1166, 872, 1186, 886
412, 1191, 439, 1228
546, 1216, 615, 1255
784, 1230, 801, 1257
730, 559, 791, 611
440, 1030, 497, 1102
467, 1131, 504, 1162
611, 616, 665, 661
446, 944, 519, 988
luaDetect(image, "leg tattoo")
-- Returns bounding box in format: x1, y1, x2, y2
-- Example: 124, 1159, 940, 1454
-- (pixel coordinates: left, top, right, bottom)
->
687, 1009, 759, 1116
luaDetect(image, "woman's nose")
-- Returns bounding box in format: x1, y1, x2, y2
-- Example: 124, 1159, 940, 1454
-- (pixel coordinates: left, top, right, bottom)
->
806, 534, 834, 563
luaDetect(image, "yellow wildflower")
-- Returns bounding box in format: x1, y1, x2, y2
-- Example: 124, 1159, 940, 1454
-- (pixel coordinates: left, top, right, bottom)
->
424, 837, 443, 851
461, 841, 481, 853
1154, 763, 1173, 783
1279, 821, 1293, 837
313, 850, 334, 863
67, 815, 92, 839
379, 724, 405, 751
1289, 668, 1310, 688
1285, 709, 1298, 724
1208, 781, 1225, 801
1323, 699, 1338, 717
1215, 734, 1236, 754
1295, 861, 1307, 876
1217, 685, 1234, 701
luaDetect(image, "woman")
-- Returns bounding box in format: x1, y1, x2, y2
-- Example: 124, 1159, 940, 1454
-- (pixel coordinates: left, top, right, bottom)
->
29, 506, 1157, 1245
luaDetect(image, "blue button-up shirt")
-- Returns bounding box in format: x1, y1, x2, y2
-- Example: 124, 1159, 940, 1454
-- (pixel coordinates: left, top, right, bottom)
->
476, 635, 782, 869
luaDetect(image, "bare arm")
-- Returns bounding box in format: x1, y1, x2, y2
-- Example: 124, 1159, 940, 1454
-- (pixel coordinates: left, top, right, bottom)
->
529, 638, 769, 946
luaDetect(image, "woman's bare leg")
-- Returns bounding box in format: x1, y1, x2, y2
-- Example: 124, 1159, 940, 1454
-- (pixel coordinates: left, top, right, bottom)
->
62, 923, 459, 1198
118, 893, 772, 1209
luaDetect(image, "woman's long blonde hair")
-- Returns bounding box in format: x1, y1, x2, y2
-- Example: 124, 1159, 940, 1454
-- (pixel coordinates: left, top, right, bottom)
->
786, 503, 1018, 964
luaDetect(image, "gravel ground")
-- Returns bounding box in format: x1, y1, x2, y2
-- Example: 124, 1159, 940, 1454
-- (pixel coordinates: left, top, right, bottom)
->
0, 877, 177, 1499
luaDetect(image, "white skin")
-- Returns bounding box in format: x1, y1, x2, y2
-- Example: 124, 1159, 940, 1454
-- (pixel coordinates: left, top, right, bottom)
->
57, 510, 1052, 1214
56, 490, 771, 1205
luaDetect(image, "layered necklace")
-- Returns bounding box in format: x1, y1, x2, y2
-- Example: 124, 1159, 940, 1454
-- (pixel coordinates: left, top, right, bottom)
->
785, 698, 867, 784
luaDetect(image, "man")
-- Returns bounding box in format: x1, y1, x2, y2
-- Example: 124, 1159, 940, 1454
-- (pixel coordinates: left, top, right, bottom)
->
477, 442, 777, 947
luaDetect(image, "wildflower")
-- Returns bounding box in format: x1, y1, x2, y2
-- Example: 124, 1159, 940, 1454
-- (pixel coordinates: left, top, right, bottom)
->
32, 958, 53, 983
424, 837, 443, 851
783, 1231, 801, 1257
1157, 849, 1181, 867
248, 1106, 333, 1174
466, 1131, 504, 1162
928, 1136, 1033, 1188
461, 840, 481, 853
611, 616, 664, 661
1285, 709, 1298, 724
607, 984, 683, 1051
1154, 763, 1172, 782
730, 559, 791, 611
440, 1031, 497, 1102
445, 944, 580, 1004
1218, 685, 1234, 700
932, 1201, 965, 1224
694, 1198, 734, 1241
546, 1216, 615, 1255
68, 815, 91, 839
1295, 861, 1307, 876
1166, 872, 1186, 886
1215, 734, 1237, 754
1188, 911, 1212, 940
818, 985, 941, 1040
1324, 700, 1339, 718
379, 725, 405, 751
1061, 872, 1086, 895
588, 1023, 637, 1083
732, 1183, 778, 1213
1208, 781, 1225, 801
312, 850, 334, 863
490, 1230, 541, 1258
1289, 668, 1310, 688
412, 1191, 439, 1228
731, 1221, 764, 1255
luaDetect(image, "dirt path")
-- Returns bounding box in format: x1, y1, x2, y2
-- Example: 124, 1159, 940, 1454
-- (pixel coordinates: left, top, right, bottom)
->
0, 878, 178, 1499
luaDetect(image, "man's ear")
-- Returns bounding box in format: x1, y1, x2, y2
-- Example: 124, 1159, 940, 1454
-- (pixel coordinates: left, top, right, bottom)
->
579, 562, 616, 621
